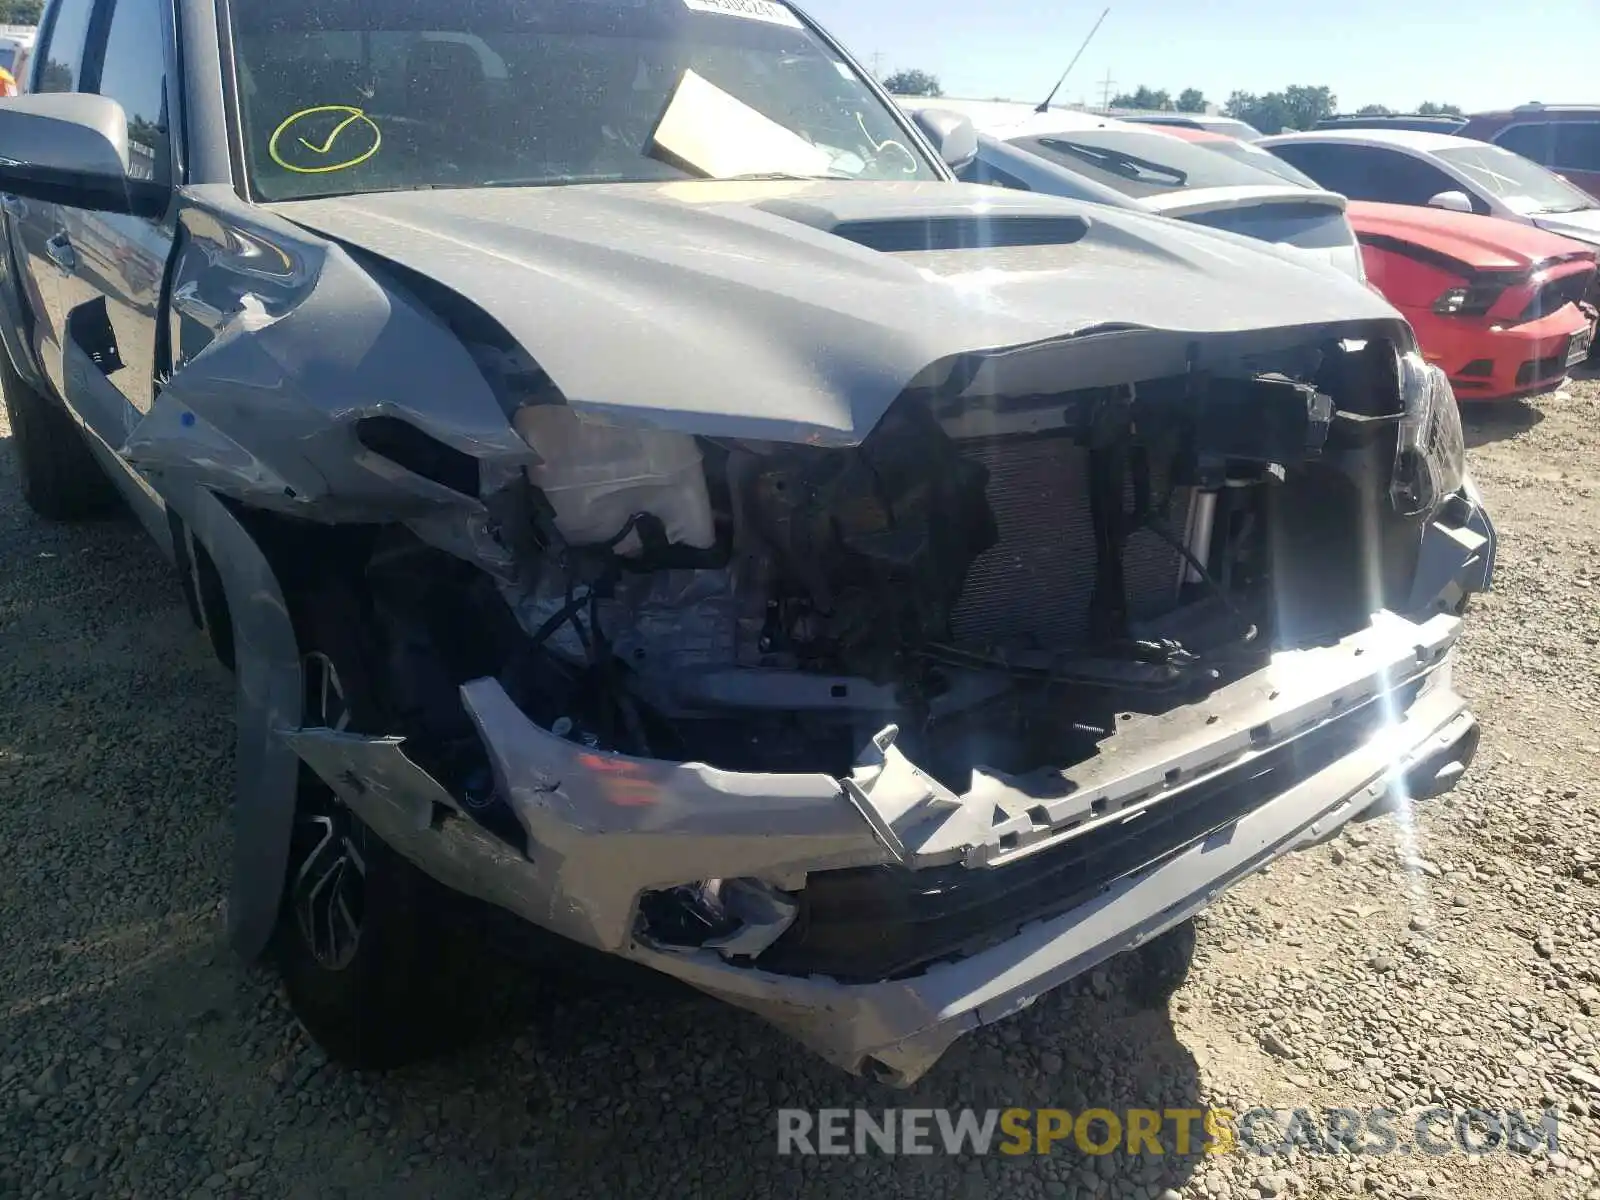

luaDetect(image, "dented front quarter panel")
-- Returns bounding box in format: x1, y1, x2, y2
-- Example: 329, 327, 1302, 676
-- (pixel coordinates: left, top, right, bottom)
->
117, 186, 539, 954
131, 185, 530, 524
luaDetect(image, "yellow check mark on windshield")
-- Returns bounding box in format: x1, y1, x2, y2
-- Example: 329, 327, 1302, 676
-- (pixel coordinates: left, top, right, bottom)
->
270, 105, 382, 174
299, 110, 367, 155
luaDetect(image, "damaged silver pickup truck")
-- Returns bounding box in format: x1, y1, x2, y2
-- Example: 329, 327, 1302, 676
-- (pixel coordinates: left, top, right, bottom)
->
0, 0, 1493, 1084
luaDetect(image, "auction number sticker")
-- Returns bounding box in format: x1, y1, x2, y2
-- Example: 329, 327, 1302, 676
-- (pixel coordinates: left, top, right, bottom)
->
682, 0, 803, 28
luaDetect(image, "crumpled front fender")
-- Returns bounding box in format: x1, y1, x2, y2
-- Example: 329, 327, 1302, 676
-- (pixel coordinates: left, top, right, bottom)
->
153, 480, 304, 961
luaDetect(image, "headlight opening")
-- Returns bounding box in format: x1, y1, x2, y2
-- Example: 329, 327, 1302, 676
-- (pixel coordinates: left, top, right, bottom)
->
1391, 353, 1466, 518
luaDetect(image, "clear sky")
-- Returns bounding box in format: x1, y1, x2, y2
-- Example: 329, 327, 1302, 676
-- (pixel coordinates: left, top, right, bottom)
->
803, 0, 1600, 115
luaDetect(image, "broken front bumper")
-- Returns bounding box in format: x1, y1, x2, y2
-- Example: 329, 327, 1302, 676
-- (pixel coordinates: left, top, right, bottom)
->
286, 610, 1480, 1087
634, 670, 1476, 1085
282, 500, 1493, 1085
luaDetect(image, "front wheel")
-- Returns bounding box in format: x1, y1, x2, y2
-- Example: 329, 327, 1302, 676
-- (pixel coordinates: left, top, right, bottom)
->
272, 592, 481, 1069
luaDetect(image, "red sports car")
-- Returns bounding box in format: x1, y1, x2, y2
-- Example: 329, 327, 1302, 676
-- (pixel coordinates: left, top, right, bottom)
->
1347, 202, 1596, 400
1149, 125, 1599, 397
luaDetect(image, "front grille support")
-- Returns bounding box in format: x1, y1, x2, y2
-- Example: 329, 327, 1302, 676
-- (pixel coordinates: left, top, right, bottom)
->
950, 435, 1191, 649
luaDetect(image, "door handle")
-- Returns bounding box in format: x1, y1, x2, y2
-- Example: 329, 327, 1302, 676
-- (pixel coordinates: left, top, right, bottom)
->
45, 232, 76, 273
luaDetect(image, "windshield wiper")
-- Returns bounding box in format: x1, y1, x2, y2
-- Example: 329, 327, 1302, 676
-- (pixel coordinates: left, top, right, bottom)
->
1540, 203, 1596, 214
1043, 141, 1186, 187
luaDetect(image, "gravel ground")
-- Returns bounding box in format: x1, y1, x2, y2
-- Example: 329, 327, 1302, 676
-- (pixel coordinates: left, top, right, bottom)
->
3, 375, 1599, 1200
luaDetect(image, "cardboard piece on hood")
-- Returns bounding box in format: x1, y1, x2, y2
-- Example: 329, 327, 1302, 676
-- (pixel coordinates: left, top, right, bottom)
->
649, 68, 832, 179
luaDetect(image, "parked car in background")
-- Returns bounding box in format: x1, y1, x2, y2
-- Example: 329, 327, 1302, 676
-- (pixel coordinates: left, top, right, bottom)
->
0, 32, 34, 96
1115, 111, 1265, 141
897, 98, 1366, 281
1260, 130, 1600, 251
1348, 202, 1596, 400
1313, 113, 1469, 135
1458, 104, 1600, 202
1156, 125, 1600, 379
1150, 123, 1329, 183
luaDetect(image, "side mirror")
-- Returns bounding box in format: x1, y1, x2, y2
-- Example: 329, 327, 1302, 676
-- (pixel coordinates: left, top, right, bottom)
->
1426, 189, 1474, 214
0, 93, 166, 217
910, 108, 978, 172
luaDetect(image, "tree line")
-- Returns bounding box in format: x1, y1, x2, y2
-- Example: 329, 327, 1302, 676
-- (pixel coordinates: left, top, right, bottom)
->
1109, 85, 1463, 133
1109, 86, 1208, 113
0, 0, 41, 23
1353, 101, 1465, 118
883, 69, 944, 97
880, 70, 1465, 136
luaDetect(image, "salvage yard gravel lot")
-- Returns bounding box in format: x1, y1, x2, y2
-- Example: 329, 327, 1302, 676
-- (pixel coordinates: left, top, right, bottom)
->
2, 376, 1599, 1200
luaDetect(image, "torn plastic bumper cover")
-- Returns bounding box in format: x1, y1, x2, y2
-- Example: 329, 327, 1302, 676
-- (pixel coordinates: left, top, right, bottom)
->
284, 552, 1481, 1085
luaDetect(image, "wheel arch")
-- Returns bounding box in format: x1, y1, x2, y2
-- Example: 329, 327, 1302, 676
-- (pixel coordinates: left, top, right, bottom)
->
165, 484, 386, 960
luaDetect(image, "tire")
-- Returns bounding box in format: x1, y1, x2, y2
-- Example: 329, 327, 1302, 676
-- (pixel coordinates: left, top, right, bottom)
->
1127, 918, 1198, 1009
272, 584, 482, 1069
0, 347, 117, 519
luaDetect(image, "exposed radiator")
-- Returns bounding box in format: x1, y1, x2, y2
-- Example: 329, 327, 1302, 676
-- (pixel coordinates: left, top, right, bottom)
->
951, 436, 1192, 649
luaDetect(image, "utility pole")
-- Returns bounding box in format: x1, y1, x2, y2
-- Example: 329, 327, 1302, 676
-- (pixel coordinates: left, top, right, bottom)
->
869, 50, 885, 80
1098, 70, 1117, 112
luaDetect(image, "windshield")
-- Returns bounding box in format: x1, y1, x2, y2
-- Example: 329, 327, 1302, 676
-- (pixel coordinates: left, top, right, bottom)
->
227, 0, 939, 201
1434, 144, 1597, 215
1009, 129, 1292, 198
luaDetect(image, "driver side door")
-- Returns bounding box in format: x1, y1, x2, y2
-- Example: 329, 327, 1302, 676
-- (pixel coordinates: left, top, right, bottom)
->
54, 0, 179, 454
7, 0, 98, 400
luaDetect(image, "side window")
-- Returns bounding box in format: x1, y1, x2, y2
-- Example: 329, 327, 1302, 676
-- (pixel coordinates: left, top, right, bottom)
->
34, 0, 97, 93
88, 0, 173, 186
1553, 123, 1600, 172
1365, 149, 1473, 207
1494, 122, 1555, 165
1268, 143, 1371, 198
1271, 143, 1484, 212
962, 156, 1033, 192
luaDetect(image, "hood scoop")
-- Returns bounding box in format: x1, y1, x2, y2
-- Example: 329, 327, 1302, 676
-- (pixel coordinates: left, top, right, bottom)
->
832, 215, 1091, 253
752, 196, 1089, 254
276, 182, 1407, 445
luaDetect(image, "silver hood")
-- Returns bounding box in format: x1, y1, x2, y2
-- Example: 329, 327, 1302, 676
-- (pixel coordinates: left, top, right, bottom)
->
1530, 206, 1600, 247
275, 180, 1407, 445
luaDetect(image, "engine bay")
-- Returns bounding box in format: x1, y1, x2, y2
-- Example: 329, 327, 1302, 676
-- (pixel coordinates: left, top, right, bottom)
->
360, 334, 1426, 818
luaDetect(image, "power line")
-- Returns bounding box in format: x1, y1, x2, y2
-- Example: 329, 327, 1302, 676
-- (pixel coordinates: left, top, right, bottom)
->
1098, 70, 1117, 112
